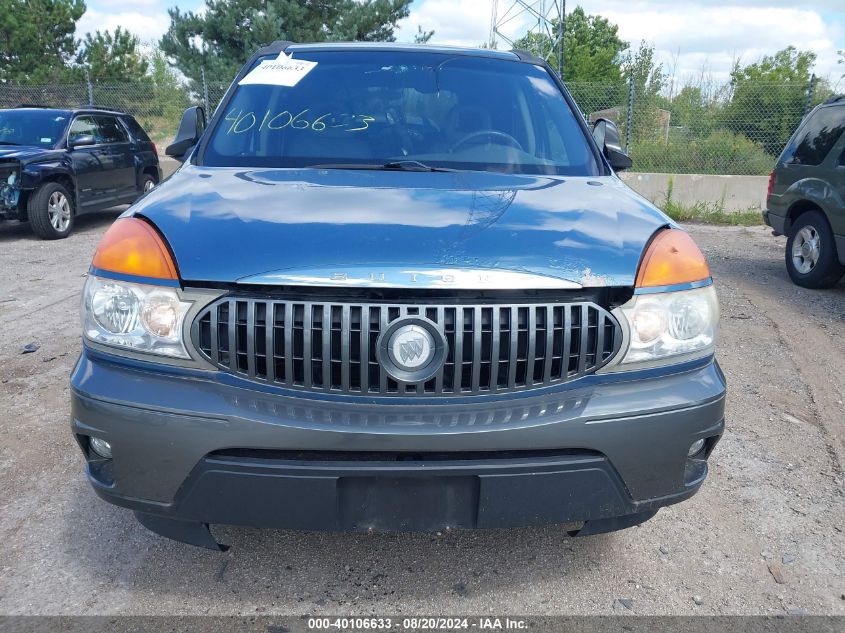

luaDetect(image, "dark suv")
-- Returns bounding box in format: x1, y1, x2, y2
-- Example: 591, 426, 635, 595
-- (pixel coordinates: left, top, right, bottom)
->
0, 106, 161, 239
764, 96, 845, 288
71, 43, 724, 549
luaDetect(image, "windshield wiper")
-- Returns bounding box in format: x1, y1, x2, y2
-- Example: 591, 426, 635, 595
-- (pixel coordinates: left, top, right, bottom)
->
382, 160, 456, 172
310, 160, 456, 173
0, 141, 21, 146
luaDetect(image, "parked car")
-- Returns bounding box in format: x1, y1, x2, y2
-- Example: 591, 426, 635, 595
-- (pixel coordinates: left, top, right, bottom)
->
764, 96, 845, 288
0, 105, 160, 239
71, 43, 725, 549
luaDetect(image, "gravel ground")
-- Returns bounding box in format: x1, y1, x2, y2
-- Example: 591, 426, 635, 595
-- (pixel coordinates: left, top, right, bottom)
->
0, 215, 842, 617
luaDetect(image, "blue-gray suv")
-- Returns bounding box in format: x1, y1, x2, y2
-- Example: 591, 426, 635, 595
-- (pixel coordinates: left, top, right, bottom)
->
0, 106, 160, 239
71, 43, 725, 549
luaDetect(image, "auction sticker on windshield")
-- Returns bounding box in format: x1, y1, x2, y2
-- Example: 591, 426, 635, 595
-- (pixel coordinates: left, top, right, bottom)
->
239, 54, 317, 87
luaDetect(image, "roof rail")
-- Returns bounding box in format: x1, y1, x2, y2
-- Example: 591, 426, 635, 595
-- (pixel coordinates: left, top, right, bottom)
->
511, 49, 546, 66
822, 95, 845, 105
15, 103, 52, 109
78, 105, 127, 113
256, 40, 295, 57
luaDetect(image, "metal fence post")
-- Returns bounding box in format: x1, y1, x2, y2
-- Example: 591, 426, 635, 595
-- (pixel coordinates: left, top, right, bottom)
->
804, 74, 817, 118
84, 68, 94, 106
558, 0, 565, 78
625, 72, 635, 155
201, 67, 210, 113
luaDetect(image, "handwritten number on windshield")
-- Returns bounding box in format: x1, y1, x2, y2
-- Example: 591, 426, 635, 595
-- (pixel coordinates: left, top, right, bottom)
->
224, 109, 373, 134
347, 116, 375, 132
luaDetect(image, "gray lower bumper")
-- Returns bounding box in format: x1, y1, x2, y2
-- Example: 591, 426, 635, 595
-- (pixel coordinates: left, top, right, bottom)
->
70, 349, 726, 537
763, 209, 787, 235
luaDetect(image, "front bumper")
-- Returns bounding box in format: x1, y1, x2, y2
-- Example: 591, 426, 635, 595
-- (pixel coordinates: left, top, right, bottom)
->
71, 348, 726, 547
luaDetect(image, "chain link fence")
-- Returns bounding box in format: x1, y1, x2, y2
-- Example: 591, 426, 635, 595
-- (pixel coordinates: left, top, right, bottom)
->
1, 81, 229, 147
569, 79, 817, 175
2, 77, 824, 175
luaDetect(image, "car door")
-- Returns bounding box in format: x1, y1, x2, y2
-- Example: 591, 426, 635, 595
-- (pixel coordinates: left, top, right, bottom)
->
94, 115, 137, 197
798, 106, 845, 236
822, 110, 845, 241
67, 115, 112, 206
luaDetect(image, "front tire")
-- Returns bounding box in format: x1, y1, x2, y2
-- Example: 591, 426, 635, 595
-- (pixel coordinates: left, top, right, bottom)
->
28, 182, 75, 240
141, 174, 156, 195
785, 210, 844, 288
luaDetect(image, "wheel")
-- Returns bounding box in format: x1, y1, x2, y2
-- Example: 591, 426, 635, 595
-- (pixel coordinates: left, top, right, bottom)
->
141, 174, 156, 193
28, 182, 75, 240
785, 210, 844, 288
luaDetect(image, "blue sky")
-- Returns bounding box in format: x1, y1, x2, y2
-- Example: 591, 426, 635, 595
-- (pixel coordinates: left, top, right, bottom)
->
79, 1, 845, 86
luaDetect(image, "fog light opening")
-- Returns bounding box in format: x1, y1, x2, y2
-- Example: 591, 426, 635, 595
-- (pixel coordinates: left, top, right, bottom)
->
89, 436, 113, 459
687, 438, 706, 458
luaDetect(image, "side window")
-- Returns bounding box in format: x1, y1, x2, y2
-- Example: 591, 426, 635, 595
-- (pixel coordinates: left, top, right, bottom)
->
789, 106, 845, 166
122, 116, 150, 142
68, 116, 100, 144
95, 116, 129, 144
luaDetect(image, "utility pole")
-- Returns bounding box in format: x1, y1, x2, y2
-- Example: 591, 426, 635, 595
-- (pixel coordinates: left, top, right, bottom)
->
490, 1, 565, 77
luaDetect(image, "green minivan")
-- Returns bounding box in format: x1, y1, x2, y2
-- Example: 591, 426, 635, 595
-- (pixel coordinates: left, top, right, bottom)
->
764, 96, 845, 288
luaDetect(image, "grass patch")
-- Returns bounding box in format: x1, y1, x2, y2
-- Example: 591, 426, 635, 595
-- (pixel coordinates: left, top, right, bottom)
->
662, 200, 764, 226
659, 175, 764, 226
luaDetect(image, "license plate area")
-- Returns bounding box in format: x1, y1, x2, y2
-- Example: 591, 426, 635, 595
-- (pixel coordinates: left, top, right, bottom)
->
338, 476, 479, 531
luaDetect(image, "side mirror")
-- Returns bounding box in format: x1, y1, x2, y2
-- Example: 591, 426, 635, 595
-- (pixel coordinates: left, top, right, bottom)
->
69, 134, 96, 149
165, 106, 206, 162
592, 118, 632, 172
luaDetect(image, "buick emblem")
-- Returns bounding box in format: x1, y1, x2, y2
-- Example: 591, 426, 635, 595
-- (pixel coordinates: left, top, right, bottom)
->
399, 337, 426, 363
390, 325, 434, 370
376, 317, 447, 383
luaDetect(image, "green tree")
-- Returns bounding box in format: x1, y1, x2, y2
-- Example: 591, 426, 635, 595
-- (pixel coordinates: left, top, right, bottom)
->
723, 46, 817, 154
138, 49, 191, 144
413, 25, 434, 45
0, 0, 85, 83
621, 41, 665, 143
513, 6, 628, 84
665, 85, 715, 138
77, 27, 148, 82
160, 0, 415, 90
623, 41, 664, 100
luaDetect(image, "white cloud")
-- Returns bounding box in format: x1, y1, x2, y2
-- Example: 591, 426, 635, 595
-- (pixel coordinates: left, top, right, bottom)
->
399, 0, 496, 47
398, 0, 845, 85
77, 9, 171, 44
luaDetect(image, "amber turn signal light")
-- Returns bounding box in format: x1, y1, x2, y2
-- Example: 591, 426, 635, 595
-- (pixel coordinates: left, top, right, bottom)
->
92, 218, 178, 280
635, 229, 710, 288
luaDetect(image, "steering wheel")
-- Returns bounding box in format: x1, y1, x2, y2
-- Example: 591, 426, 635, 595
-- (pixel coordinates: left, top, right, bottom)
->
452, 130, 524, 153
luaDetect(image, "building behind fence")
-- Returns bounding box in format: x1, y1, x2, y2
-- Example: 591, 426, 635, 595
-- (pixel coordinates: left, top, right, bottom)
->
1, 74, 824, 176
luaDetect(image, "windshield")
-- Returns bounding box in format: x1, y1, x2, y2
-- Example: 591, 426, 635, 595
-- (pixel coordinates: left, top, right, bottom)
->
203, 50, 600, 176
0, 110, 69, 147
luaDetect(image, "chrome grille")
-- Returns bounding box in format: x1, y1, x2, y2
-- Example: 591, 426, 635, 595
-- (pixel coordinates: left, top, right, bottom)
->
191, 298, 622, 397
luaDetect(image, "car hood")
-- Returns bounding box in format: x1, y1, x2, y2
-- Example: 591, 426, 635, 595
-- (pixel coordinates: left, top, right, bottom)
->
131, 166, 672, 287
0, 145, 60, 163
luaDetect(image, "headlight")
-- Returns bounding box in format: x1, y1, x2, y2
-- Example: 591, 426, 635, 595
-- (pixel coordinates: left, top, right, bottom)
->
83, 275, 192, 358
611, 284, 719, 369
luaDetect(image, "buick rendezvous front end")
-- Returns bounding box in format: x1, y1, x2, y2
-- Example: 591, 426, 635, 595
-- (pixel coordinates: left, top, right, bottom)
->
70, 42, 725, 549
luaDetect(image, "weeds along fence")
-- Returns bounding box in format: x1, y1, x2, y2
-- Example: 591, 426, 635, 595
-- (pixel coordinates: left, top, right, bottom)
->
2, 77, 822, 176
568, 78, 817, 176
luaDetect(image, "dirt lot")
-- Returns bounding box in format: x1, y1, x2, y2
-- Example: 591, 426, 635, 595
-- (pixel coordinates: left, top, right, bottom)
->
0, 215, 842, 617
